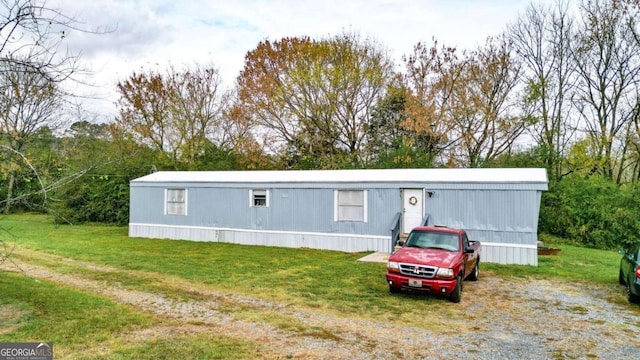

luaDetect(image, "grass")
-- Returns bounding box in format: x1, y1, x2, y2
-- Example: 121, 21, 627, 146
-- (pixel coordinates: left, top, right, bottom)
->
0, 213, 633, 358
2, 214, 396, 315
483, 243, 622, 284
0, 272, 151, 343
0, 271, 260, 360
2, 214, 626, 305
0, 271, 145, 357
88, 335, 259, 360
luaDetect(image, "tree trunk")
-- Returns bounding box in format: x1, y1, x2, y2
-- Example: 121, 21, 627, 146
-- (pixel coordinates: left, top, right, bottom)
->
4, 172, 15, 214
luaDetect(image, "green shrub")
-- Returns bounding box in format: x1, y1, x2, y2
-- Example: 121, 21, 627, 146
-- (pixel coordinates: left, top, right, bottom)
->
52, 174, 133, 225
540, 174, 640, 249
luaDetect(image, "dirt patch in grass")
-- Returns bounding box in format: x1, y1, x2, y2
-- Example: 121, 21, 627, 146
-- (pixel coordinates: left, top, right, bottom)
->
0, 304, 27, 335
69, 324, 218, 359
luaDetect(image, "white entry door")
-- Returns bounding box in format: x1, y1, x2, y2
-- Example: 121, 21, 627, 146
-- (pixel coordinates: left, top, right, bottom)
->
402, 189, 424, 233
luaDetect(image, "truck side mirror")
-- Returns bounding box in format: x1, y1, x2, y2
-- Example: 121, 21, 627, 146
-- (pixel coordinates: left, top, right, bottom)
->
396, 240, 405, 247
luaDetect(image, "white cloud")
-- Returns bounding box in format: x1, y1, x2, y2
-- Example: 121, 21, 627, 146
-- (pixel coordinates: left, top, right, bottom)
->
45, 0, 551, 119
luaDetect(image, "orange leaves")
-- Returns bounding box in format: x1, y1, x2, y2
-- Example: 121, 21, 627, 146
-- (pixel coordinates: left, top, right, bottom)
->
402, 37, 522, 167
114, 64, 230, 165
402, 40, 459, 160
238, 37, 315, 104
236, 32, 394, 168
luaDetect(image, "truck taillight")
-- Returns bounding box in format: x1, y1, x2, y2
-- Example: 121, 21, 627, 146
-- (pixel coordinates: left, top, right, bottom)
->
635, 266, 640, 279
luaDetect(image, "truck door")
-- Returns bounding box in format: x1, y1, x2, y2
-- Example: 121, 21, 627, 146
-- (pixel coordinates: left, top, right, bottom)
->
462, 232, 475, 275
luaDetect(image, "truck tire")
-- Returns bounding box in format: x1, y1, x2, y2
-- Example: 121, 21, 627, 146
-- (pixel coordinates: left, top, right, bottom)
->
467, 261, 479, 281
449, 276, 462, 303
619, 269, 625, 285
627, 282, 640, 304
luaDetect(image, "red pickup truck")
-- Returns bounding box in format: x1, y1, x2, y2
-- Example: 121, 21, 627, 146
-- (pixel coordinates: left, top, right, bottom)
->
386, 226, 481, 303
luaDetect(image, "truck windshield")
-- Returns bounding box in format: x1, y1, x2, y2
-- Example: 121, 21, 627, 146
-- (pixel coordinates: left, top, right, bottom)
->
405, 231, 460, 252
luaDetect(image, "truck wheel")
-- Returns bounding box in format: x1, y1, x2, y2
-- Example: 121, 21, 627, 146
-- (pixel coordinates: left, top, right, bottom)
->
619, 269, 625, 285
627, 282, 640, 304
467, 261, 479, 281
449, 276, 462, 303
389, 285, 401, 294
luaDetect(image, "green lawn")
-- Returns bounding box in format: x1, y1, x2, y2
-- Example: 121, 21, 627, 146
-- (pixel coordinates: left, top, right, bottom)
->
0, 213, 630, 358
2, 214, 625, 303
483, 243, 623, 284
0, 272, 259, 359
2, 214, 393, 315
0, 271, 152, 350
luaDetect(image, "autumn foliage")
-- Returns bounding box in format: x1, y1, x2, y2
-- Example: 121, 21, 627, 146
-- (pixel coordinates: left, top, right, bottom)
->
236, 32, 395, 168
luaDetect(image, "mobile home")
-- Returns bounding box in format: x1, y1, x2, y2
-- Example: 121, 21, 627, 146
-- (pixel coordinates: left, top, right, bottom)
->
129, 168, 548, 265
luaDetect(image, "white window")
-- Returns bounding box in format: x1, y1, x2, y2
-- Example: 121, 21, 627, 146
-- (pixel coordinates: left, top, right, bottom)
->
165, 188, 187, 216
250, 189, 269, 207
335, 190, 367, 222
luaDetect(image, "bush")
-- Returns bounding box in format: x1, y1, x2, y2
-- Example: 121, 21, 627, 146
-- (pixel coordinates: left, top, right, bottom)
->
540, 174, 640, 250
52, 173, 133, 225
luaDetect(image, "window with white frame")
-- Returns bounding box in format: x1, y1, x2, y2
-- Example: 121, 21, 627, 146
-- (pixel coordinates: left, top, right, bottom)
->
335, 190, 367, 222
165, 188, 187, 215
250, 189, 269, 207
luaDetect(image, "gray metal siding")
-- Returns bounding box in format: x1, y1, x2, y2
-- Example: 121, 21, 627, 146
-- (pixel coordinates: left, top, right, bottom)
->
426, 189, 541, 246
129, 173, 546, 265
131, 184, 541, 243
130, 186, 403, 236
129, 187, 164, 223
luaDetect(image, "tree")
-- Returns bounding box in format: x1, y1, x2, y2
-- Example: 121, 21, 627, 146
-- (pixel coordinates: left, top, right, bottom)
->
0, 59, 62, 213
365, 83, 436, 168
52, 124, 158, 225
403, 37, 525, 167
447, 37, 525, 167
571, 0, 640, 182
115, 64, 233, 168
625, 127, 640, 181
0, 0, 104, 214
509, 0, 577, 180
66, 119, 111, 140
402, 39, 459, 165
0, 0, 83, 85
613, 0, 640, 182
170, 65, 231, 165
115, 71, 173, 156
59, 118, 113, 172
236, 32, 395, 168
224, 102, 275, 170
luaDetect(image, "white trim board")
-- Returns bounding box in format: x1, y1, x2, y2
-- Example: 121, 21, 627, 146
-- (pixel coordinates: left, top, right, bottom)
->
129, 223, 389, 240
479, 242, 538, 250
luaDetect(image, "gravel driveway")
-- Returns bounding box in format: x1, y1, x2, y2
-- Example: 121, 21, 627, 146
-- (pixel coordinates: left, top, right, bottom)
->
5, 250, 640, 359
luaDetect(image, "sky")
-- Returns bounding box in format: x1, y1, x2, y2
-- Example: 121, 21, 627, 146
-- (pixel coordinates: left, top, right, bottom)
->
47, 0, 553, 121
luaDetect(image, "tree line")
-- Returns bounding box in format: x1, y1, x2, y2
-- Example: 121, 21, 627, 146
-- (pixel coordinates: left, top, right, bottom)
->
1, 0, 640, 249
